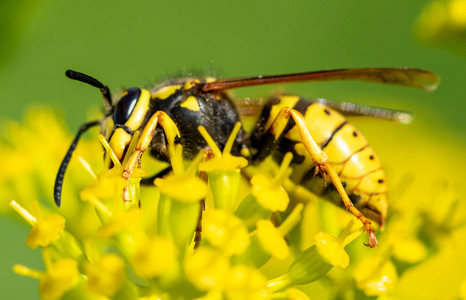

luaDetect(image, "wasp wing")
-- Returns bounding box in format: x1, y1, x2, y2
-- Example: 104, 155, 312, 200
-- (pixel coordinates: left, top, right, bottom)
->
235, 97, 266, 118
201, 68, 440, 92
311, 98, 413, 124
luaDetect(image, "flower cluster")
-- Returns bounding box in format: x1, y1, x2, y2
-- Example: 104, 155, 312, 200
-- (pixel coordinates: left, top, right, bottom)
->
3, 109, 466, 299
415, 0, 466, 54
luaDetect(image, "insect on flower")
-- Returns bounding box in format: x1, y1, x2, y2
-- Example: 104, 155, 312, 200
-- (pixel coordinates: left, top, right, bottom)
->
54, 68, 440, 247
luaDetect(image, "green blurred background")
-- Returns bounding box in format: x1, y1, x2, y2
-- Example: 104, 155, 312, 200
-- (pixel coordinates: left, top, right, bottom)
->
1, 0, 465, 299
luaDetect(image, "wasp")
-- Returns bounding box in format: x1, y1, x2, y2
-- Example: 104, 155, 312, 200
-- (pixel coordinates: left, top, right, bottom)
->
54, 68, 439, 247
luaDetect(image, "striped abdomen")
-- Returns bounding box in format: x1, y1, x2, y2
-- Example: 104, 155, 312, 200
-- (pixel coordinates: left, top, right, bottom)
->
253, 94, 388, 226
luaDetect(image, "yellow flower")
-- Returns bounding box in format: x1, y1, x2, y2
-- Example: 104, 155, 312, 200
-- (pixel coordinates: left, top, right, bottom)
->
0, 109, 85, 210
460, 278, 466, 300
81, 170, 128, 203
10, 200, 66, 249
224, 265, 268, 300
315, 232, 349, 268
198, 123, 248, 212
197, 123, 249, 174
14, 256, 80, 300
449, 0, 466, 26
251, 174, 289, 212
155, 174, 207, 202
39, 259, 80, 300
256, 219, 290, 260
98, 207, 141, 238
250, 152, 293, 212
203, 209, 250, 255
13, 106, 466, 300
26, 213, 66, 249
285, 288, 311, 300
184, 247, 230, 291
415, 0, 466, 52
1, 109, 102, 241
392, 235, 427, 264
352, 256, 397, 297
86, 253, 126, 297
274, 221, 361, 290
132, 236, 179, 278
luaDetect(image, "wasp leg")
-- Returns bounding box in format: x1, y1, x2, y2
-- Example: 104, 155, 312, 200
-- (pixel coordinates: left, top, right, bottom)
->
193, 149, 213, 249
122, 111, 180, 201
255, 107, 378, 247
193, 199, 205, 249
140, 166, 173, 185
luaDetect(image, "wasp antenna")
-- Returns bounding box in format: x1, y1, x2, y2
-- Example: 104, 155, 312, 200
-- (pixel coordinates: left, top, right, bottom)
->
65, 70, 113, 110
54, 120, 100, 207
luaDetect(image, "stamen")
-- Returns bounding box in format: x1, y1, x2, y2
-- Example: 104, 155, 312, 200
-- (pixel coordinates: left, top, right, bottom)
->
42, 249, 53, 270
13, 264, 43, 279
185, 150, 206, 176
76, 155, 97, 179
223, 122, 242, 155
98, 134, 121, 169
198, 126, 222, 157
121, 130, 140, 168
171, 144, 185, 175
341, 222, 367, 248
30, 200, 42, 220
274, 152, 294, 185
278, 203, 303, 236
80, 193, 113, 218
9, 200, 37, 226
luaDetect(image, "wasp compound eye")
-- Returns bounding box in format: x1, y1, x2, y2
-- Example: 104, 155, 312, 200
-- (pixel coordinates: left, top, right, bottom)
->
113, 88, 142, 125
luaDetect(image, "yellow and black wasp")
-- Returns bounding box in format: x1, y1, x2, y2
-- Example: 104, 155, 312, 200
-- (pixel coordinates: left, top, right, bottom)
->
54, 68, 439, 247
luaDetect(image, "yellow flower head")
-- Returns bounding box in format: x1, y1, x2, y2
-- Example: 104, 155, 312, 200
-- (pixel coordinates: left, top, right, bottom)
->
10, 200, 66, 249
155, 174, 207, 202
184, 247, 230, 291
251, 174, 289, 212
197, 123, 249, 173
250, 152, 293, 212
415, 0, 466, 52
198, 123, 248, 212
392, 234, 427, 264
26, 214, 66, 249
315, 232, 349, 268
98, 207, 141, 238
286, 288, 311, 300
132, 236, 179, 278
460, 278, 466, 300
81, 171, 128, 203
256, 219, 290, 260
11, 106, 464, 300
39, 258, 80, 300
224, 265, 268, 300
449, 0, 466, 27
86, 253, 126, 297
203, 209, 250, 256
352, 256, 398, 296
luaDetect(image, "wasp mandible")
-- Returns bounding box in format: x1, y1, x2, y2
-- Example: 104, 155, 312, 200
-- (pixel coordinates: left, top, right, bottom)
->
54, 67, 440, 247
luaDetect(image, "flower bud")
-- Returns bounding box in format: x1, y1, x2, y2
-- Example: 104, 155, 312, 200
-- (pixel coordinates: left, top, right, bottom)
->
287, 244, 333, 285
